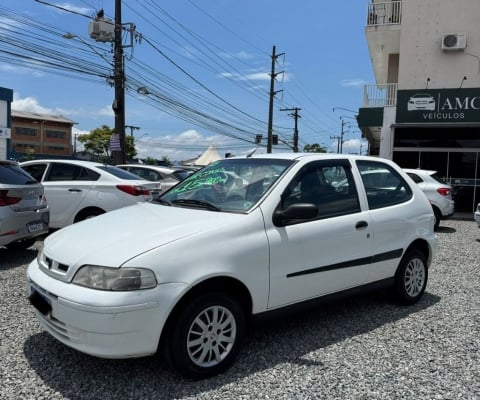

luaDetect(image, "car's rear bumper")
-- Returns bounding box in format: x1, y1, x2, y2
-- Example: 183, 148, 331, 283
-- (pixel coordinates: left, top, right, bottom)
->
0, 207, 49, 246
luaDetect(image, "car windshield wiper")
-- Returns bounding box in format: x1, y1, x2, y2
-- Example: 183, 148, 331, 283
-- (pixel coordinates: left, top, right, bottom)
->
171, 199, 221, 211
154, 198, 172, 206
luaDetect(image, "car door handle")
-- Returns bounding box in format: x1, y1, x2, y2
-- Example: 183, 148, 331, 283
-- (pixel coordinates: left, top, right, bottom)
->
355, 221, 368, 229
68, 188, 82, 192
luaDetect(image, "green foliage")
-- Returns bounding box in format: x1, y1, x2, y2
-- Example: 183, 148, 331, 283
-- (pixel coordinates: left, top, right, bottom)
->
303, 143, 328, 153
77, 125, 137, 162
160, 155, 173, 166
143, 157, 158, 165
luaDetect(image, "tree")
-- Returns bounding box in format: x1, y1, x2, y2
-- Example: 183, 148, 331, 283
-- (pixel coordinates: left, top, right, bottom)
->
78, 125, 137, 163
304, 143, 328, 153
160, 156, 173, 166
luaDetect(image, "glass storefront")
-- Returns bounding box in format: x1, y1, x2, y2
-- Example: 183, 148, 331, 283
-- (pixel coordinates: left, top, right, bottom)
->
393, 127, 480, 212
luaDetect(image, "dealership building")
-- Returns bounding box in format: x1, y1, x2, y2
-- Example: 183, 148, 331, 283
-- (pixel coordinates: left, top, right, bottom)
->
358, 0, 480, 212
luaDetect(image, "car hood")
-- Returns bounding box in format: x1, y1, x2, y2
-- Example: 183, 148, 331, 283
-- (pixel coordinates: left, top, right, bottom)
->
43, 202, 245, 268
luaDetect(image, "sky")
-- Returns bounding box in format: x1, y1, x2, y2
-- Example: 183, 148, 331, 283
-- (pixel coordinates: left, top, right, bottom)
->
0, 0, 374, 162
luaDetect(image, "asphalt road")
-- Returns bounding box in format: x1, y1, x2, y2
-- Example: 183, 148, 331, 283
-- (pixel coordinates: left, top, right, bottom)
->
1, 219, 479, 400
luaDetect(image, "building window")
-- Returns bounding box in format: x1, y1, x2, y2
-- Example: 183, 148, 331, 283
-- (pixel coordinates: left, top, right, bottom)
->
47, 145, 67, 152
15, 127, 37, 136
46, 129, 67, 139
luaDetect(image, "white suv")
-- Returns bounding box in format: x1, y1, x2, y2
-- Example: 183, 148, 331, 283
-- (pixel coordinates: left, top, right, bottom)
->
27, 154, 437, 379
403, 169, 454, 229
21, 159, 161, 229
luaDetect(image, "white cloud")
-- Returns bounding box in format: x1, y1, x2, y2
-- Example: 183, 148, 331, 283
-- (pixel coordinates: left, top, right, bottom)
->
341, 79, 367, 88
52, 3, 92, 15
12, 95, 54, 114
219, 50, 255, 60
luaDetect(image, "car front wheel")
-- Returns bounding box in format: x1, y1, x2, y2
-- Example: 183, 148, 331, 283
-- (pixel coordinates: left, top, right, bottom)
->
166, 292, 245, 379
394, 249, 428, 304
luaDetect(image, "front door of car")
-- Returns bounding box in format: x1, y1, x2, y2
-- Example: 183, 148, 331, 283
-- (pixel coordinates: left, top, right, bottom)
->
264, 160, 374, 309
41, 163, 93, 227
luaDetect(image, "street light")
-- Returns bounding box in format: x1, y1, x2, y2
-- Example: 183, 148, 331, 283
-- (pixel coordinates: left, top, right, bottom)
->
62, 33, 113, 66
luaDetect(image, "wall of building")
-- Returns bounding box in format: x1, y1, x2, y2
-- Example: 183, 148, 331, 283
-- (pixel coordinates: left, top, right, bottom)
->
0, 87, 13, 160
398, 0, 480, 90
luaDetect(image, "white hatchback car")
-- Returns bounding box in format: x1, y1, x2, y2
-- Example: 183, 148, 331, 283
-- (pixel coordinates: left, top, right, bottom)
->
403, 169, 454, 229
21, 159, 161, 229
27, 154, 437, 379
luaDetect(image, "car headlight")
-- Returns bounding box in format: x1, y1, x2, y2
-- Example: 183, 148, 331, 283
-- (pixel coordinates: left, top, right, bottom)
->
72, 266, 157, 291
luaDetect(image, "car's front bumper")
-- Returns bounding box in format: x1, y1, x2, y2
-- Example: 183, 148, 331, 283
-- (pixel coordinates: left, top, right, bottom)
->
27, 259, 188, 359
474, 210, 480, 228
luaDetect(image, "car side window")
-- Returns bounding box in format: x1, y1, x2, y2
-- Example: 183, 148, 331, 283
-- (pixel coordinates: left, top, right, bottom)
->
406, 172, 423, 184
282, 161, 361, 220
44, 163, 95, 181
22, 164, 47, 182
356, 161, 412, 210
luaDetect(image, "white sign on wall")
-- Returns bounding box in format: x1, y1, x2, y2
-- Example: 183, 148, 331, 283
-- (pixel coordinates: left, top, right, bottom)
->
0, 127, 11, 138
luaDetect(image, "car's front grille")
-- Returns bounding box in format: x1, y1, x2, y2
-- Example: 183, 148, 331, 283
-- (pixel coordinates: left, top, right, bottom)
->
40, 254, 70, 275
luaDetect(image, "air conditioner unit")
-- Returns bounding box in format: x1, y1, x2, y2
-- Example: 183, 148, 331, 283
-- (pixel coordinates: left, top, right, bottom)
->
441, 32, 467, 50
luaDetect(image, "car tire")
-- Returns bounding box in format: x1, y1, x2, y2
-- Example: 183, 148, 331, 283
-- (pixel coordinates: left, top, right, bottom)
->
394, 249, 428, 304
5, 238, 37, 251
166, 292, 245, 380
432, 206, 441, 230
74, 208, 105, 223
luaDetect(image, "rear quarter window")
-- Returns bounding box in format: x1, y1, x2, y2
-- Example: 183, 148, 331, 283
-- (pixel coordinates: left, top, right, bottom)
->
356, 161, 412, 210
0, 163, 38, 185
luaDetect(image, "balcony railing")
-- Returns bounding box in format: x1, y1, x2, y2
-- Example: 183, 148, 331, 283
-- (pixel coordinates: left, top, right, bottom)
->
367, 1, 402, 26
363, 83, 397, 107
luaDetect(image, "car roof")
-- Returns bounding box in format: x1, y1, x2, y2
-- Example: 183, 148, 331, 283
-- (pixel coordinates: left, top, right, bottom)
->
403, 168, 436, 175
116, 164, 183, 173
20, 159, 108, 167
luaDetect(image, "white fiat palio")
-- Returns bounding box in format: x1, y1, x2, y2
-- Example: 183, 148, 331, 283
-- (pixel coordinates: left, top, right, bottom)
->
27, 153, 437, 379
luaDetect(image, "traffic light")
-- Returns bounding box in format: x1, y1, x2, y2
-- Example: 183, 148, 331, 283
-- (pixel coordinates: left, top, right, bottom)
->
255, 134, 263, 144
272, 134, 278, 145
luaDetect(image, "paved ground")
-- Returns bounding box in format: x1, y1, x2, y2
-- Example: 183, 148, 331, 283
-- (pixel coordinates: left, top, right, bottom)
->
0, 219, 479, 399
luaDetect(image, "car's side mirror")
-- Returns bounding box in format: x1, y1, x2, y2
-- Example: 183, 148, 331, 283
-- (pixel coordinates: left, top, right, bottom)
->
273, 203, 319, 227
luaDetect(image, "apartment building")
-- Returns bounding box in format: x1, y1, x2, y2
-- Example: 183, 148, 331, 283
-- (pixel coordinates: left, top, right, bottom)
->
10, 110, 75, 159
358, 0, 480, 212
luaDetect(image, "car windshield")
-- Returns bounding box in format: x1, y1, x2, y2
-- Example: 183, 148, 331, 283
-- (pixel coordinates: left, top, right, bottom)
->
160, 158, 294, 212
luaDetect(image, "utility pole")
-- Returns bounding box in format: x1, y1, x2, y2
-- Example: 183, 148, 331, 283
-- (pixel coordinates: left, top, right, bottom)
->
330, 135, 341, 153
125, 125, 140, 136
112, 0, 126, 164
339, 118, 351, 154
280, 107, 302, 152
267, 45, 284, 153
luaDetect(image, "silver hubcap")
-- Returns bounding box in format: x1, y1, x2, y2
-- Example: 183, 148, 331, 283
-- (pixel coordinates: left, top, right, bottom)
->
404, 258, 425, 297
187, 305, 237, 367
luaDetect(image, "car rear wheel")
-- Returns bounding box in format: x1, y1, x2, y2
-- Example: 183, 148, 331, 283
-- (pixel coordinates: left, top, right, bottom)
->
74, 208, 105, 223
166, 292, 245, 379
432, 206, 441, 230
394, 249, 428, 304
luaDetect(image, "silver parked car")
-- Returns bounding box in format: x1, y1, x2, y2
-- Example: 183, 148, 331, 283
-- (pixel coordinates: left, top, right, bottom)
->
403, 169, 455, 229
116, 164, 193, 193
0, 160, 49, 250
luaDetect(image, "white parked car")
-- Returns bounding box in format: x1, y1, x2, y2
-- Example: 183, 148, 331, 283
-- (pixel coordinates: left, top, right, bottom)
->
116, 164, 192, 193
403, 168, 454, 229
27, 154, 437, 379
21, 159, 161, 229
474, 203, 480, 228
